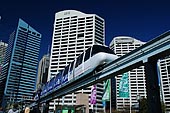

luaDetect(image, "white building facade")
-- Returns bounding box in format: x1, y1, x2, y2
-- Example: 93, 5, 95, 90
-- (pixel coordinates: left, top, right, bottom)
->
48, 10, 105, 112
0, 40, 8, 74
36, 54, 50, 90
158, 57, 170, 112
109, 36, 147, 111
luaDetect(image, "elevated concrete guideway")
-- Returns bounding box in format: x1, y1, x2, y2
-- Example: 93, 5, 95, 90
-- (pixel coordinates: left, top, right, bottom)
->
38, 31, 170, 113
101, 31, 170, 80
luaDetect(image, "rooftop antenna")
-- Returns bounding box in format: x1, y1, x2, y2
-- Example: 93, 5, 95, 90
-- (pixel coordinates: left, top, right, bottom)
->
47, 45, 50, 56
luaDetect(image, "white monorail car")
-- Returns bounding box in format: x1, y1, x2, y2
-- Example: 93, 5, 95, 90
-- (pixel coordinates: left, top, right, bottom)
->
40, 45, 118, 97
67, 45, 118, 81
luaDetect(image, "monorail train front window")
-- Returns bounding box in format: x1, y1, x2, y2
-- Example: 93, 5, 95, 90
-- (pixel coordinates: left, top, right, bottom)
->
91, 45, 115, 56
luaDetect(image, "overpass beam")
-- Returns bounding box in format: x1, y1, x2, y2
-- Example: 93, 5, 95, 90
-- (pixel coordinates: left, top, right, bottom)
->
144, 59, 162, 113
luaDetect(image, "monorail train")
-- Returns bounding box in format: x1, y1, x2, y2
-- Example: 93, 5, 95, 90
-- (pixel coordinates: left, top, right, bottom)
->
39, 45, 118, 97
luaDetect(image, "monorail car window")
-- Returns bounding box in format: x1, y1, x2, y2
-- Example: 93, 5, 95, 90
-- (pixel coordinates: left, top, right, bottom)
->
56, 72, 62, 81
57, 71, 62, 76
75, 53, 84, 68
69, 61, 74, 72
63, 65, 69, 76
84, 47, 91, 61
57, 71, 62, 78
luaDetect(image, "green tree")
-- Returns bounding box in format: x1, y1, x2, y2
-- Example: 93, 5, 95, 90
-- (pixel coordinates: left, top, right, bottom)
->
161, 102, 166, 113
139, 98, 148, 113
139, 98, 166, 113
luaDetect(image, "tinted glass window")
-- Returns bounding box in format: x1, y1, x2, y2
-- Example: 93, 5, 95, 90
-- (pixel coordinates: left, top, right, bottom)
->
84, 47, 91, 61
91, 45, 115, 56
167, 66, 170, 74
57, 71, 63, 78
62, 66, 69, 76
75, 54, 83, 67
69, 61, 74, 71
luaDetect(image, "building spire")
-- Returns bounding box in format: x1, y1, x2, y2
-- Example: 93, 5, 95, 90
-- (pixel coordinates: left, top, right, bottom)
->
47, 45, 50, 56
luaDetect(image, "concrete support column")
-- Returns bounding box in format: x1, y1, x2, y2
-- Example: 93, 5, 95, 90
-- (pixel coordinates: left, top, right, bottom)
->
144, 59, 162, 113
43, 101, 49, 113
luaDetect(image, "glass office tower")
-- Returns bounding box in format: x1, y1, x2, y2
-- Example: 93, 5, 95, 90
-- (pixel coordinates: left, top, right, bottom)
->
0, 19, 41, 106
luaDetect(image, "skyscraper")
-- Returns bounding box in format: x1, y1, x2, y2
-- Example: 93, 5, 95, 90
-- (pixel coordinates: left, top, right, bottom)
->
0, 19, 41, 106
0, 40, 8, 75
109, 36, 147, 111
158, 57, 170, 112
36, 54, 50, 90
48, 10, 105, 112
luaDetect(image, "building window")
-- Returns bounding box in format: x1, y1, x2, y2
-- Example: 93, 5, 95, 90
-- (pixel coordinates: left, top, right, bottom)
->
167, 66, 170, 74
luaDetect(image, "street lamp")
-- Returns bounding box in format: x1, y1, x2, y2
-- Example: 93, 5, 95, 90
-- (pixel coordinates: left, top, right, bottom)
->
37, 84, 42, 113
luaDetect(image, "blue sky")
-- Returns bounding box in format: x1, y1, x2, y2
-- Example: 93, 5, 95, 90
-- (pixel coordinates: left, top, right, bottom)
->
0, 0, 170, 60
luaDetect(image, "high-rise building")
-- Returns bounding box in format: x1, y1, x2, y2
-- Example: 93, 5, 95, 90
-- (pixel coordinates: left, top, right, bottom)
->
0, 19, 41, 106
36, 54, 50, 90
48, 10, 105, 112
0, 40, 8, 75
0, 31, 15, 104
109, 36, 147, 111
158, 57, 170, 112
